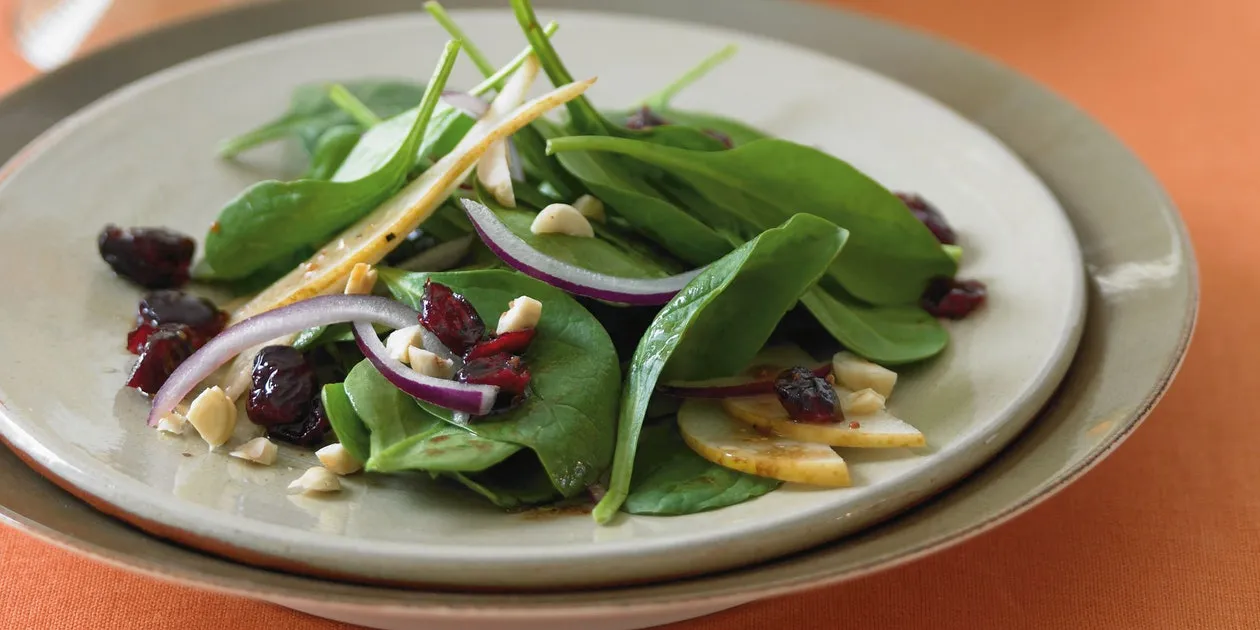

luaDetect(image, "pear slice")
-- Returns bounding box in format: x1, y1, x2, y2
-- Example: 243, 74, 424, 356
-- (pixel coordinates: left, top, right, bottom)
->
677, 399, 850, 487
721, 386, 925, 448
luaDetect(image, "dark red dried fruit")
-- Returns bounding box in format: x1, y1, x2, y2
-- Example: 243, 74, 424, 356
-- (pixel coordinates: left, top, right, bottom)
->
125, 324, 194, 396
921, 278, 987, 320
247, 346, 317, 426
268, 396, 331, 447
127, 290, 226, 354
420, 280, 485, 355
895, 193, 957, 245
465, 329, 536, 361
97, 225, 196, 288
458, 352, 531, 396
774, 366, 839, 423
625, 106, 669, 130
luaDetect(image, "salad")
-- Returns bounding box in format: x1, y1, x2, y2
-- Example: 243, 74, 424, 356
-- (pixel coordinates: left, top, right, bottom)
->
95, 0, 986, 524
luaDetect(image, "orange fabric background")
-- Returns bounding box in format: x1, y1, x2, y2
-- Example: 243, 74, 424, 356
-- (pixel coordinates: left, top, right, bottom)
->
1, 0, 1257, 627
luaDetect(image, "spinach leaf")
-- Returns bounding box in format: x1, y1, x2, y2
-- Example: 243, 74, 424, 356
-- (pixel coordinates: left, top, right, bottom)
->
304, 125, 363, 180
343, 360, 440, 456
513, 123, 583, 201
547, 136, 957, 305
442, 451, 561, 508
624, 420, 779, 516
379, 268, 621, 498
473, 180, 675, 278
593, 213, 847, 523
201, 42, 462, 280
799, 284, 948, 365
218, 79, 427, 158
321, 382, 371, 464
533, 118, 732, 267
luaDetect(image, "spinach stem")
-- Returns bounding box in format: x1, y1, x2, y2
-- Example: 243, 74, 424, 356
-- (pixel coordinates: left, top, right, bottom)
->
643, 44, 739, 109
327, 84, 383, 127
511, 0, 609, 134
466, 21, 559, 96
424, 1, 497, 78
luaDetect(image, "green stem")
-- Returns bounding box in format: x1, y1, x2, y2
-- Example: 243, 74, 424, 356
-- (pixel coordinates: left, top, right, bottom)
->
464, 21, 559, 96
424, 1, 497, 78
510, 0, 608, 135
327, 84, 383, 127
643, 44, 739, 109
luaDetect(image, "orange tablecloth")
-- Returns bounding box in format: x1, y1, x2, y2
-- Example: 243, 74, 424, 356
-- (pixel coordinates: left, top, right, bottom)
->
1, 0, 1256, 628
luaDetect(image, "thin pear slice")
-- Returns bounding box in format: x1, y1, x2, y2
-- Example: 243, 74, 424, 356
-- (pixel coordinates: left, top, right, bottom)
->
721, 385, 925, 448
678, 399, 851, 487
229, 77, 595, 324
476, 55, 540, 208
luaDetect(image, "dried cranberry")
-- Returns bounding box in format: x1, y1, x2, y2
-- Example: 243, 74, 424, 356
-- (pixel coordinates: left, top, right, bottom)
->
127, 290, 226, 353
921, 278, 987, 319
458, 352, 531, 396
247, 346, 316, 426
465, 329, 536, 361
268, 397, 331, 447
625, 106, 669, 130
774, 366, 839, 423
125, 324, 194, 396
895, 193, 957, 245
420, 280, 485, 355
97, 225, 196, 288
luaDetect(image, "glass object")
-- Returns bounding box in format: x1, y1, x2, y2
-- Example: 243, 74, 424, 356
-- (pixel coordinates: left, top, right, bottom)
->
14, 0, 257, 70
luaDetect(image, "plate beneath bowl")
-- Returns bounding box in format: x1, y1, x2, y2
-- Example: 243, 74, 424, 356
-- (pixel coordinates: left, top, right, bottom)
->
0, 4, 1088, 590
0, 0, 1192, 626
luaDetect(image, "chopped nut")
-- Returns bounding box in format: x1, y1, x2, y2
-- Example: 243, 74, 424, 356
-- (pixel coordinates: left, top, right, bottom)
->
840, 388, 886, 416
385, 325, 425, 364
229, 437, 278, 465
496, 295, 543, 335
344, 263, 378, 295
316, 443, 362, 476
832, 352, 898, 398
287, 466, 341, 494
572, 194, 606, 222
407, 347, 456, 379
156, 412, 188, 435
530, 203, 594, 237
186, 386, 237, 448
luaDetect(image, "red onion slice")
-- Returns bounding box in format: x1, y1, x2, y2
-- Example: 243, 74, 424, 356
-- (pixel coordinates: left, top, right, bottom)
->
460, 198, 702, 305
659, 364, 831, 398
148, 295, 420, 426
441, 91, 490, 119
353, 321, 497, 415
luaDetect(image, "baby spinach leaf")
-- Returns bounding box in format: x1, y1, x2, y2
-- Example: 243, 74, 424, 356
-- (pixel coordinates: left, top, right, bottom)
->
442, 451, 561, 508
321, 382, 371, 464
200, 42, 462, 280
799, 284, 948, 365
513, 123, 583, 201
473, 180, 675, 278
218, 79, 427, 158
379, 268, 621, 498
344, 360, 440, 456
624, 420, 779, 516
547, 136, 957, 305
593, 213, 847, 523
304, 125, 362, 180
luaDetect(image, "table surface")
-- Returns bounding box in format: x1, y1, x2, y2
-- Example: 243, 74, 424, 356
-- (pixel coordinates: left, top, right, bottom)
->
1, 0, 1256, 628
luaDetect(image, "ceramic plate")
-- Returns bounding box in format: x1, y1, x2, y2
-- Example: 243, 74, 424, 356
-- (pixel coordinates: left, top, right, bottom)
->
0, 0, 1193, 627
0, 4, 1087, 590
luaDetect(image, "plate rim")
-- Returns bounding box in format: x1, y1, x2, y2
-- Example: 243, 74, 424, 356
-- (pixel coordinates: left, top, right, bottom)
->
0, 0, 1197, 613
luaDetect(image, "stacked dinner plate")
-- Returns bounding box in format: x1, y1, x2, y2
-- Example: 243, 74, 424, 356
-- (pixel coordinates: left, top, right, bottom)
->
0, 1, 1194, 628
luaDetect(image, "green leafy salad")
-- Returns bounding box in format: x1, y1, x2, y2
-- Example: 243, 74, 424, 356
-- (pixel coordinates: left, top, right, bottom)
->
97, 0, 987, 524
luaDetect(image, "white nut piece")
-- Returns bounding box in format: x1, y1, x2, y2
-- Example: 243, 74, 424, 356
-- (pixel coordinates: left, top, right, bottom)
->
316, 443, 363, 476
344, 262, 378, 295
496, 296, 543, 335
407, 347, 456, 379
186, 386, 237, 449
571, 194, 606, 222
530, 203, 594, 237
832, 352, 898, 399
385, 324, 425, 364
287, 466, 342, 494
155, 412, 188, 435
229, 437, 278, 465
840, 388, 886, 416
